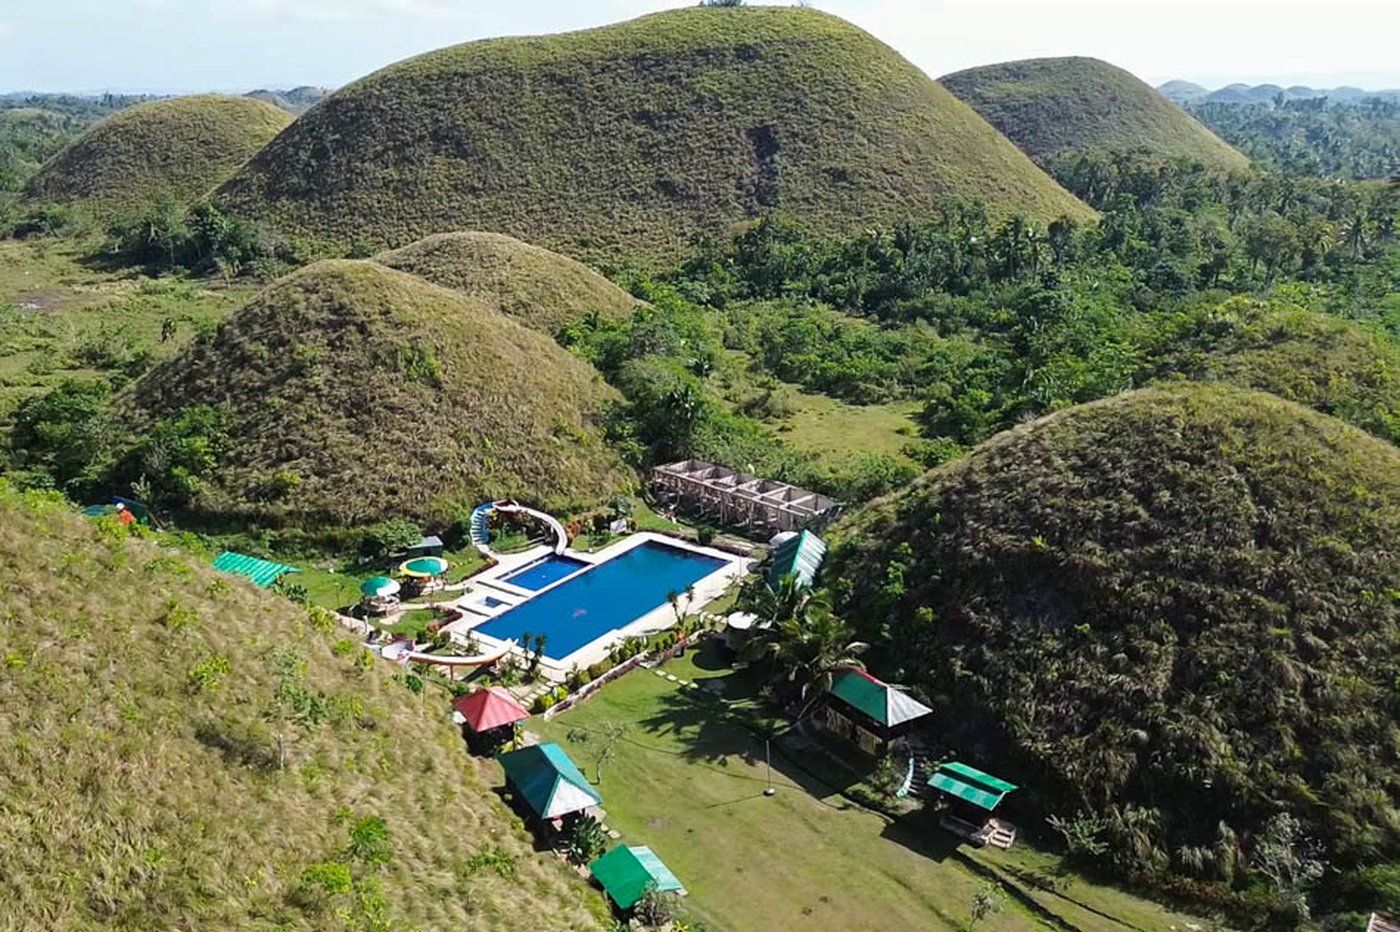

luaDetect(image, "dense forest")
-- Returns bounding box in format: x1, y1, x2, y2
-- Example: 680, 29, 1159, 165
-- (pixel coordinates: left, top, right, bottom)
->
1189, 96, 1400, 179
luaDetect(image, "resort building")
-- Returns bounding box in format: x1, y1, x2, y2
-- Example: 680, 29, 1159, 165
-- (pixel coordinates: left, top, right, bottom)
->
767, 529, 827, 589
651, 460, 843, 534
819, 667, 933, 755
928, 761, 1019, 849
454, 686, 530, 751
497, 742, 602, 828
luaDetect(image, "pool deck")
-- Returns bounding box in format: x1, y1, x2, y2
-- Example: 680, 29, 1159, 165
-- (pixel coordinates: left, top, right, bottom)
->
439, 533, 750, 676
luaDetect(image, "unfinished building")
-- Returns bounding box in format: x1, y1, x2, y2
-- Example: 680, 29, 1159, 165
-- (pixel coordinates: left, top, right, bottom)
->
651, 460, 843, 534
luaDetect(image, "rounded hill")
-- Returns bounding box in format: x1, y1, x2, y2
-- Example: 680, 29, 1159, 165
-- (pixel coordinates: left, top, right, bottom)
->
216, 7, 1092, 265
0, 482, 606, 928
827, 384, 1399, 888
23, 94, 291, 217
940, 57, 1249, 171
123, 260, 631, 528
375, 232, 642, 334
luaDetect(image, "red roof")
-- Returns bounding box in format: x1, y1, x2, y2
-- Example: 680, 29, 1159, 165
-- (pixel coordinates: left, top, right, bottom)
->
454, 687, 530, 732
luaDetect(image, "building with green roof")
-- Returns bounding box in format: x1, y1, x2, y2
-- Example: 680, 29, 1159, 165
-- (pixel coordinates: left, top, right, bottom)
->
210, 551, 300, 588
927, 760, 1020, 848
589, 845, 683, 911
497, 741, 601, 823
820, 667, 933, 755
767, 530, 827, 590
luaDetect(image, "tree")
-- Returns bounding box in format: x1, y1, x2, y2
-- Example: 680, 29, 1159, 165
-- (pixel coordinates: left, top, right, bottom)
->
7, 378, 113, 492
740, 598, 868, 717
1253, 813, 1324, 921
560, 814, 606, 865
968, 881, 1003, 929
263, 647, 328, 770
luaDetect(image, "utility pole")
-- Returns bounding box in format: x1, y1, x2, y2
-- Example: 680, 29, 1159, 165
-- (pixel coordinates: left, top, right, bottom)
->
764, 739, 776, 796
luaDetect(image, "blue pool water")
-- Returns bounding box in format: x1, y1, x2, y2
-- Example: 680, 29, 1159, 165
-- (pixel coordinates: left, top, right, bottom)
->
475, 541, 728, 660
502, 554, 591, 591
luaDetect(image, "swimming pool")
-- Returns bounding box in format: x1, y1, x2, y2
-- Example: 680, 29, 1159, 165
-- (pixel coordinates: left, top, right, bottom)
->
474, 541, 728, 661
501, 553, 591, 591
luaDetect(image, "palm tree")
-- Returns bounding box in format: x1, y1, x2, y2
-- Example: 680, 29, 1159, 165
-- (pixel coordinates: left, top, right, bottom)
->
734, 572, 811, 628
741, 601, 868, 719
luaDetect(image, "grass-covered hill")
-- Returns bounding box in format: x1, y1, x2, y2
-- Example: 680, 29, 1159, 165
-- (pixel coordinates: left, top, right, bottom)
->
216, 7, 1092, 265
23, 95, 291, 217
940, 57, 1250, 172
376, 232, 642, 335
0, 482, 607, 929
1137, 297, 1400, 443
124, 260, 630, 529
827, 384, 1399, 908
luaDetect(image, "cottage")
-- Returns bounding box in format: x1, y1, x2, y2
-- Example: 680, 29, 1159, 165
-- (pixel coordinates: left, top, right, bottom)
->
497, 742, 602, 829
820, 668, 932, 755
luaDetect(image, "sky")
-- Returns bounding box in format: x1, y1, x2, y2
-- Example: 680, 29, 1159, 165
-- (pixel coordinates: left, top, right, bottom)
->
1, 0, 1397, 95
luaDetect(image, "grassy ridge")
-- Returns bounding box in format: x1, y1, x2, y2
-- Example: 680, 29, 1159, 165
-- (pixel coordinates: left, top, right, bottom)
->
941, 57, 1250, 171
125, 260, 632, 528
24, 95, 291, 217
376, 232, 642, 334
217, 7, 1092, 265
0, 483, 607, 929
827, 384, 1400, 905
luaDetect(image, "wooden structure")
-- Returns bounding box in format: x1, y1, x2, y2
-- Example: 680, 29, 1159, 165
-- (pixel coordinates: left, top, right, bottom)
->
651, 460, 842, 534
819, 668, 933, 755
929, 761, 1019, 849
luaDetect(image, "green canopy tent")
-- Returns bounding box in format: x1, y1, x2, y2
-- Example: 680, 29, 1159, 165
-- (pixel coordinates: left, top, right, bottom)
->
590, 845, 683, 911
928, 761, 1018, 812
211, 551, 300, 589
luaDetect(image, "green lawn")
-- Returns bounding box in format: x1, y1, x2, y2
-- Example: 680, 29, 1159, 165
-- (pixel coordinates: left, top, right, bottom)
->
771, 388, 922, 468
534, 642, 1211, 932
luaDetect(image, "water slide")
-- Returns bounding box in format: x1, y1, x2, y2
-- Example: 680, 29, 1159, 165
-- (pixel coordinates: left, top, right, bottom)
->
469, 500, 568, 556
382, 639, 515, 667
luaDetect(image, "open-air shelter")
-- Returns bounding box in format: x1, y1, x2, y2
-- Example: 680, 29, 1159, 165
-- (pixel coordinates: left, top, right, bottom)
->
590, 845, 684, 911
820, 667, 933, 755
497, 742, 601, 828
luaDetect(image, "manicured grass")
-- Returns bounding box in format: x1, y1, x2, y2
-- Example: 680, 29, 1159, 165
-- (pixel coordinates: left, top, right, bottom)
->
772, 388, 921, 468
534, 641, 1208, 931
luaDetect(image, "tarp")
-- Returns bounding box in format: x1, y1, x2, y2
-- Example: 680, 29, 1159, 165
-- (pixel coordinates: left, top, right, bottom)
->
590, 845, 683, 910
497, 742, 600, 820
828, 668, 932, 727
211, 551, 299, 588
454, 686, 529, 732
768, 530, 827, 590
940, 760, 1018, 794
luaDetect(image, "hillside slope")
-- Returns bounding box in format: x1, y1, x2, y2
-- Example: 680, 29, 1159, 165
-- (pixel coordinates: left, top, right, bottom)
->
124, 260, 631, 528
941, 57, 1249, 171
828, 384, 1399, 892
376, 232, 642, 334
216, 7, 1092, 265
23, 95, 291, 217
0, 483, 607, 929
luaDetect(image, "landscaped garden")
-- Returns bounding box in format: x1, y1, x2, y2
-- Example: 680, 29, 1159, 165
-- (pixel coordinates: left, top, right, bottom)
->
534, 640, 1209, 931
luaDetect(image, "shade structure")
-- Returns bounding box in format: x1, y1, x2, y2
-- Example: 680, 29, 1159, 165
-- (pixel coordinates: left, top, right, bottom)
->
211, 551, 299, 588
768, 529, 827, 590
828, 668, 932, 727
497, 742, 601, 820
454, 686, 529, 733
360, 575, 401, 598
928, 761, 1018, 812
399, 556, 449, 578
590, 845, 683, 910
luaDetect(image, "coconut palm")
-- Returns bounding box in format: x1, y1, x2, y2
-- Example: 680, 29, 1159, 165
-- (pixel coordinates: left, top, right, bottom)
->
740, 600, 868, 719
734, 572, 812, 628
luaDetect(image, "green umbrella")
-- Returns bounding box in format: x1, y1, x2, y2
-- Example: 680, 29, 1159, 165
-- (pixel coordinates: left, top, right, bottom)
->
361, 575, 401, 597
399, 556, 449, 578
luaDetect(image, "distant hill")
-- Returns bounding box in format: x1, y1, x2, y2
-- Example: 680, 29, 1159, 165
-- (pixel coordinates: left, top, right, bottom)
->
124, 260, 631, 528
0, 481, 607, 928
216, 7, 1092, 266
827, 383, 1400, 898
1159, 80, 1400, 105
23, 94, 290, 217
940, 57, 1249, 172
376, 232, 642, 335
245, 86, 331, 115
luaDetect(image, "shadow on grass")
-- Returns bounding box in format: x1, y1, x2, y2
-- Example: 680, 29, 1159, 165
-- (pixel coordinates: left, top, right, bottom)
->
687, 638, 732, 672
879, 806, 961, 864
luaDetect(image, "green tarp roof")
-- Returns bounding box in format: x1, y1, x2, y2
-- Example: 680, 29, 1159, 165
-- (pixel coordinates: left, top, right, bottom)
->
768, 530, 827, 590
828, 668, 932, 727
498, 742, 601, 820
928, 761, 1018, 811
210, 551, 299, 588
590, 845, 682, 910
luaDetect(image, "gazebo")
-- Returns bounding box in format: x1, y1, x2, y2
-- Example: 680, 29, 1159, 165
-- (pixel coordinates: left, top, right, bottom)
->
928, 760, 1019, 849
590, 845, 684, 912
820, 668, 933, 755
767, 530, 827, 590
398, 556, 450, 597
359, 575, 401, 615
497, 742, 601, 830
454, 687, 529, 752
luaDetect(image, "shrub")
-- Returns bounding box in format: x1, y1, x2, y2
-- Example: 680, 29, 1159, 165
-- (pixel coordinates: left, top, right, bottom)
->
560, 815, 606, 865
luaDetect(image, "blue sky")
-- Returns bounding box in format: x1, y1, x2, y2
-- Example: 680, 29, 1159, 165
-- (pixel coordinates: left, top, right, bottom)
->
2, 0, 1397, 94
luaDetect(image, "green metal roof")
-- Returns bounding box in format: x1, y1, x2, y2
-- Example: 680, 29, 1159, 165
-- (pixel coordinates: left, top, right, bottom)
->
497, 742, 601, 820
210, 551, 300, 588
590, 845, 683, 910
941, 761, 1018, 794
768, 530, 827, 590
828, 668, 932, 727
928, 761, 1017, 811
